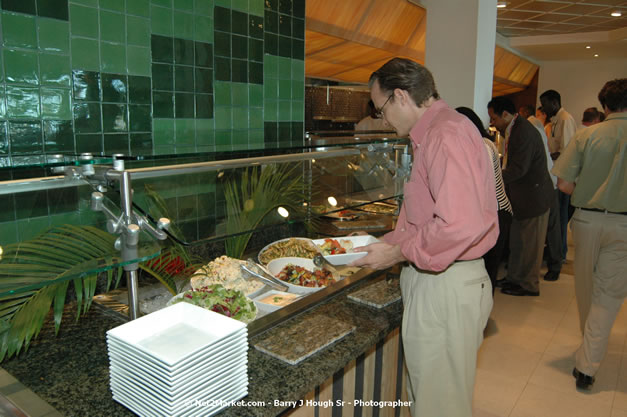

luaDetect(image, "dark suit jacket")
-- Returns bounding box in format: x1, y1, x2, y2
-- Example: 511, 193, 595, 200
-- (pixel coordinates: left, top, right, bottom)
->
502, 116, 554, 219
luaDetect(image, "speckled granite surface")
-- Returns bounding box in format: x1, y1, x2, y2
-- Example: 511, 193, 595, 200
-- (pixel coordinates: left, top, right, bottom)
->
0, 277, 402, 417
347, 278, 402, 308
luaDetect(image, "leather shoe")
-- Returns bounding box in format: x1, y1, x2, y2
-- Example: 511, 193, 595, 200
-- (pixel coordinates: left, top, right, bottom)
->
495, 279, 515, 289
544, 270, 560, 281
573, 368, 595, 390
501, 284, 539, 297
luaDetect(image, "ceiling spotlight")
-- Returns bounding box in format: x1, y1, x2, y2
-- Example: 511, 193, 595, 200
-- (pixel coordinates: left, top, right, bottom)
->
611, 11, 621, 17
585, 45, 591, 49
277, 207, 289, 218
594, 54, 599, 57
497, 1, 508, 8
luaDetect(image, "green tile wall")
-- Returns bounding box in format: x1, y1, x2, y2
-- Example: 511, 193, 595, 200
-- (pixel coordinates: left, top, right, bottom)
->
0, 0, 306, 245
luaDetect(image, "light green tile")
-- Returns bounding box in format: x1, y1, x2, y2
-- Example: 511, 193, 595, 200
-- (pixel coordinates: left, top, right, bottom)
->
173, 11, 194, 39
264, 78, 278, 100
195, 126, 214, 146
249, 0, 264, 16
214, 82, 231, 106
278, 57, 291, 80
151, 0, 173, 7
70, 4, 99, 39
231, 83, 248, 107
249, 84, 263, 107
249, 128, 264, 146
250, 107, 263, 129
153, 119, 175, 146
154, 145, 176, 155
264, 100, 277, 121
215, 130, 232, 147
174, 0, 194, 11
232, 0, 248, 12
176, 145, 195, 153
214, 107, 232, 130
194, 0, 213, 16
292, 80, 304, 99
71, 37, 100, 71
127, 46, 151, 76
292, 101, 304, 122
194, 15, 213, 43
38, 19, 70, 53
3, 49, 39, 85
215, 0, 231, 7
39, 54, 71, 87
264, 55, 278, 79
127, 0, 150, 17
232, 107, 248, 128
175, 119, 195, 145
2, 12, 37, 49
71, 0, 98, 6
278, 100, 291, 121
101, 42, 127, 74
100, 10, 126, 43
278, 79, 291, 100
41, 88, 72, 120
6, 86, 40, 118
100, 0, 125, 12
292, 59, 305, 80
0, 86, 5, 117
127, 16, 151, 46
151, 5, 173, 36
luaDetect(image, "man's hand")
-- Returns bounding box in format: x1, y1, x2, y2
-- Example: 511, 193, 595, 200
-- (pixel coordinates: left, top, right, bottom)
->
349, 242, 406, 270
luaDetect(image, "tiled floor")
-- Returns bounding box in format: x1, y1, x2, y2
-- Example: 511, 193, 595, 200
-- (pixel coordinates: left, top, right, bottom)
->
473, 240, 627, 417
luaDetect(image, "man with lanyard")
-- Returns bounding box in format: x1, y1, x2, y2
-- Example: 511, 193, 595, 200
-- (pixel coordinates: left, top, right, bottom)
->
351, 58, 498, 417
551, 78, 627, 390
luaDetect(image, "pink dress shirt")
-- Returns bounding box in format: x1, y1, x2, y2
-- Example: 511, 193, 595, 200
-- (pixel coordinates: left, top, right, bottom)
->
383, 100, 498, 272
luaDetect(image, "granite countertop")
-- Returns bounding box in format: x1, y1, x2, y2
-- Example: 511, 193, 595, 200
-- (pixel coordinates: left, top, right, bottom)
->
0, 277, 403, 417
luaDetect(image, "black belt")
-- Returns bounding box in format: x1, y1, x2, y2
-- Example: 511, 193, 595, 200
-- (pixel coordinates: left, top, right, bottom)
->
579, 207, 627, 215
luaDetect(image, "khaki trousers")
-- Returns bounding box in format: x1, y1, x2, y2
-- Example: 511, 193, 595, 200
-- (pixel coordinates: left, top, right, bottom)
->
573, 209, 627, 376
400, 259, 492, 417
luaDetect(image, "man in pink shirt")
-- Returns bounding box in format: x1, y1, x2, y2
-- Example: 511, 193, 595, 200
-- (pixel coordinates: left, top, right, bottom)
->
352, 58, 498, 417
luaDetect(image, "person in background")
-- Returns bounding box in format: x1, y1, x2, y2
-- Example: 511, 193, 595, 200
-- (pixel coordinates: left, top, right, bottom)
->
488, 97, 553, 297
352, 58, 498, 417
551, 78, 627, 390
354, 100, 389, 132
536, 106, 553, 140
580, 107, 603, 129
519, 105, 563, 281
540, 90, 578, 261
456, 106, 513, 293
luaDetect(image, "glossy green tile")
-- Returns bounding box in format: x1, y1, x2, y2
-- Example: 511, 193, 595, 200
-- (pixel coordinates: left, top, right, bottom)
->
292, 80, 304, 99
174, 39, 195, 65
127, 46, 151, 76
6, 86, 40, 118
126, 0, 150, 16
38, 19, 70, 53
215, 130, 231, 148
279, 14, 291, 37
101, 42, 126, 74
70, 4, 99, 38
151, 35, 174, 63
3, 49, 39, 85
72, 70, 101, 101
292, 38, 304, 60
0, 121, 7, 153
153, 119, 175, 145
232, 107, 248, 128
194, 0, 212, 15
73, 102, 102, 133
249, 0, 263, 16
175, 65, 194, 92
194, 42, 213, 68
0, 50, 3, 83
249, 38, 263, 62
43, 120, 74, 152
194, 15, 213, 43
249, 107, 263, 129
173, 0, 193, 10
130, 133, 153, 155
264, 99, 277, 121
151, 0, 172, 7
173, 11, 194, 39
175, 92, 194, 118
129, 105, 151, 132
175, 119, 195, 145
292, 59, 304, 79
214, 7, 230, 32
264, 54, 278, 78
195, 119, 214, 145
1, 0, 36, 15
278, 79, 291, 100
232, 0, 247, 12
249, 62, 263, 84
100, 11, 125, 43
215, 0, 231, 7
75, 133, 103, 153
102, 103, 128, 132
291, 101, 304, 121
279, 0, 292, 14
39, 54, 71, 87
214, 82, 231, 106
293, 0, 304, 17
194, 68, 212, 93
128, 76, 152, 104
232, 59, 247, 83
215, 57, 230, 81
152, 91, 174, 117
0, 193, 15, 223
232, 10, 247, 35
265, 10, 277, 34
2, 12, 37, 49
152, 63, 173, 91
215, 31, 230, 58
71, 0, 98, 6
232, 35, 247, 60
195, 94, 213, 118
103, 133, 129, 154
231, 83, 248, 107
101, 73, 128, 103
278, 121, 290, 141
249, 15, 263, 39
127, 16, 151, 46
8, 120, 43, 154
278, 56, 291, 79
264, 78, 278, 99
249, 84, 262, 107
214, 106, 232, 129
151, 5, 173, 36
71, 37, 100, 71
100, 0, 124, 12
41, 88, 72, 120
154, 145, 175, 155
278, 100, 291, 121
265, 33, 278, 56
293, 17, 304, 40
37, 0, 69, 20
278, 35, 291, 58
265, 0, 277, 11
249, 128, 263, 146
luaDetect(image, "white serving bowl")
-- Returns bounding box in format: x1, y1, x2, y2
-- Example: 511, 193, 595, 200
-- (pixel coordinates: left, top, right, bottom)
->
312, 235, 379, 265
266, 257, 332, 294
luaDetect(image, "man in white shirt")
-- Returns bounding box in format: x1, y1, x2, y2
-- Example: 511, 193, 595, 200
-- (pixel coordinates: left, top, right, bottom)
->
540, 90, 578, 259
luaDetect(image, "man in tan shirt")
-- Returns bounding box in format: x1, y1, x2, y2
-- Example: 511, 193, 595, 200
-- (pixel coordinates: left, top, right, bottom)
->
552, 78, 627, 391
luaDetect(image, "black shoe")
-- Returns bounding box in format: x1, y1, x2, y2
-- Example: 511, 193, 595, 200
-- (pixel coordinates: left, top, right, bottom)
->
544, 270, 560, 281
501, 284, 540, 297
573, 368, 595, 390
495, 279, 515, 289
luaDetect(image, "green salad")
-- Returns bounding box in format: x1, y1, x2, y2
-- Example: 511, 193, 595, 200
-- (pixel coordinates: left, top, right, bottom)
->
174, 284, 257, 323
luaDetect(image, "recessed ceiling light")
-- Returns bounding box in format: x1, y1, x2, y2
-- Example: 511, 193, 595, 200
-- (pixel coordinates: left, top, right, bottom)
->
497, 1, 508, 8
611, 11, 621, 17
585, 45, 591, 49
594, 54, 599, 57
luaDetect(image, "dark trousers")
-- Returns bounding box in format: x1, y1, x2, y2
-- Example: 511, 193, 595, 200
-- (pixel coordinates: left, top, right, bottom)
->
558, 190, 572, 258
483, 209, 512, 294
546, 188, 563, 273
508, 210, 550, 293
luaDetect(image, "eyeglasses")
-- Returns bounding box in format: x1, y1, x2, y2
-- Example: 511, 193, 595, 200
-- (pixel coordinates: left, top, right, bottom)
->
375, 94, 394, 118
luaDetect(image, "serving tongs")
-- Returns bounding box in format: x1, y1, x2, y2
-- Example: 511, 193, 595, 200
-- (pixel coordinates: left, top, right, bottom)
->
241, 260, 289, 292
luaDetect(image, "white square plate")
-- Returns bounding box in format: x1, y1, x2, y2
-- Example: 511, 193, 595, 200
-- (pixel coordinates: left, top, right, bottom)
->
312, 235, 379, 265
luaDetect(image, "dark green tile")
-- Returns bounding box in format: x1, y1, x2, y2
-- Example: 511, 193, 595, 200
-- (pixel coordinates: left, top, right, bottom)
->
265, 11, 278, 34
69, 4, 99, 38
173, 11, 194, 40
174, 38, 194, 65
127, 15, 151, 46
215, 31, 231, 58
214, 6, 230, 32
14, 191, 48, 219
151, 5, 173, 36
0, 121, 7, 154
293, 0, 304, 18
174, 65, 194, 92
38, 19, 70, 53
72, 70, 101, 101
8, 120, 42, 154
292, 38, 304, 60
279, 35, 291, 58
264, 121, 277, 144
1, 0, 36, 15
0, 194, 16, 222
71, 37, 100, 71
279, 0, 291, 15
215, 57, 230, 81
75, 133, 103, 154
152, 91, 174, 117
152, 63, 173, 91
175, 93, 194, 118
37, 0, 69, 20
195, 94, 213, 119
249, 61, 263, 84
101, 42, 126, 74
73, 102, 102, 133
249, 15, 264, 39
103, 133, 129, 154
232, 35, 247, 59
278, 121, 290, 140
129, 104, 151, 132
127, 45, 151, 76
293, 17, 304, 39
279, 14, 291, 37
39, 54, 71, 88
41, 88, 72, 120
130, 132, 152, 155
48, 187, 78, 214
2, 11, 37, 48
99, 0, 124, 12
128, 76, 152, 104
102, 103, 127, 132
126, 0, 149, 17
194, 42, 213, 68
265, 33, 277, 55
6, 86, 40, 118
43, 120, 74, 152
102, 73, 128, 103
265, 0, 277, 11
151, 35, 174, 63
249, 38, 263, 62
232, 59, 247, 83
3, 49, 39, 85
232, 10, 247, 36
194, 68, 212, 93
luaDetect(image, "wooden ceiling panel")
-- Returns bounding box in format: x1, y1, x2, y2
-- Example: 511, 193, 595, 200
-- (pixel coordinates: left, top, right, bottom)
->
305, 31, 346, 55
305, 0, 373, 32
358, 0, 426, 46
311, 43, 395, 67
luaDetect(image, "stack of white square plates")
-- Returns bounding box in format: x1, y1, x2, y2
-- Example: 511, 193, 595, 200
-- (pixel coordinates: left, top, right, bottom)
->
106, 302, 248, 417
